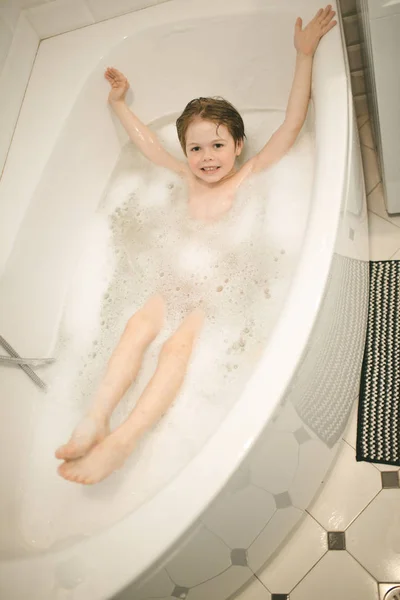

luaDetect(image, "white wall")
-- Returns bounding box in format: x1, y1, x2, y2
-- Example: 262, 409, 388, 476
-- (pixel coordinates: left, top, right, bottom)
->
2, 0, 172, 41
0, 3, 38, 176
0, 0, 170, 178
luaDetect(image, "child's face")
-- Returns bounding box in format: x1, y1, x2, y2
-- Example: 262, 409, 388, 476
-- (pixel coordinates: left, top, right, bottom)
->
185, 118, 243, 184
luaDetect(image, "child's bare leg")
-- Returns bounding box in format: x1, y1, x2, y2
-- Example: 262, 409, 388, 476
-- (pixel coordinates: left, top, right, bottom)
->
57, 308, 204, 484
55, 295, 165, 461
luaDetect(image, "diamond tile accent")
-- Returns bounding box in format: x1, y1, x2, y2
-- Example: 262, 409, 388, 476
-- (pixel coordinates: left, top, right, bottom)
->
231, 549, 248, 567
293, 427, 311, 445
274, 492, 292, 509
172, 586, 189, 599
381, 471, 400, 489
327, 531, 346, 551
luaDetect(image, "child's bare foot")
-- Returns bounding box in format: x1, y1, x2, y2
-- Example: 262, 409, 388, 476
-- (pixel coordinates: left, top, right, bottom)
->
57, 429, 136, 485
55, 414, 109, 461
55, 294, 165, 462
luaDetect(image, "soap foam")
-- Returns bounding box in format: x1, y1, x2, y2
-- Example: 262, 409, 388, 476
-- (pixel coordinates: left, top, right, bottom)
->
22, 112, 314, 545
56, 111, 315, 473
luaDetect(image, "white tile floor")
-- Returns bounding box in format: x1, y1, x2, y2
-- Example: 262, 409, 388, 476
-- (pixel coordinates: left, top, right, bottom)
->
236, 111, 400, 600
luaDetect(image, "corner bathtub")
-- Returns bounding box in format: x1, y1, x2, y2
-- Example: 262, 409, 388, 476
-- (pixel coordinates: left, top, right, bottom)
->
0, 0, 369, 598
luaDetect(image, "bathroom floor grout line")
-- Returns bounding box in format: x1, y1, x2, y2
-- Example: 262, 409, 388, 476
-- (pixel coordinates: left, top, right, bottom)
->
287, 549, 329, 596
360, 133, 375, 150
358, 118, 370, 132
252, 572, 271, 594
368, 207, 400, 232
345, 546, 381, 586
389, 246, 400, 259
366, 180, 382, 198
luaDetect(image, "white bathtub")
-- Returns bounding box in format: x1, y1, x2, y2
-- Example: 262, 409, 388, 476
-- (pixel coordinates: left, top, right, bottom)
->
0, 0, 369, 598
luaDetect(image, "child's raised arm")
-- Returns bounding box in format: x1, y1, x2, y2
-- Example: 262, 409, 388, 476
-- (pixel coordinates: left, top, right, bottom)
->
105, 68, 187, 176
250, 5, 337, 174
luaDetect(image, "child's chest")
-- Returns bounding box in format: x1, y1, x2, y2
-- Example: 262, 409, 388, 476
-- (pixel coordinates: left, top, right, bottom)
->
187, 177, 237, 222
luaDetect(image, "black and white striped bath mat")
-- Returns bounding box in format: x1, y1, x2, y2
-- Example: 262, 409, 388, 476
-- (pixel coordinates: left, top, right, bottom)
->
357, 260, 400, 466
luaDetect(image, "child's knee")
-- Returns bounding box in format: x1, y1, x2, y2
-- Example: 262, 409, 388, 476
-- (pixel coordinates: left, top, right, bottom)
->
160, 336, 190, 363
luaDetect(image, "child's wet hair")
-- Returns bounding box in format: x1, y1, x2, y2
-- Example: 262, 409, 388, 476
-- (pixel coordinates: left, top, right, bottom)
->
176, 97, 245, 155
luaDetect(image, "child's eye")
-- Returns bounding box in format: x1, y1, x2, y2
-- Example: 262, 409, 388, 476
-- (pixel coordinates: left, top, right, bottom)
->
191, 146, 200, 152
214, 143, 224, 149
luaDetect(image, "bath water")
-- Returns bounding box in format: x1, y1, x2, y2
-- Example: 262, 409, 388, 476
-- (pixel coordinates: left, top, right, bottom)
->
19, 111, 314, 549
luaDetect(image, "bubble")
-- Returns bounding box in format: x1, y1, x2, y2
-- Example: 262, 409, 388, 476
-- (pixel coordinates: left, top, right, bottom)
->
51, 117, 312, 520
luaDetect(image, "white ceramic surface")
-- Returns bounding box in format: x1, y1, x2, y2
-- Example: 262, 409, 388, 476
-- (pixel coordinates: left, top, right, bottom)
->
0, 1, 369, 599
237, 51, 400, 599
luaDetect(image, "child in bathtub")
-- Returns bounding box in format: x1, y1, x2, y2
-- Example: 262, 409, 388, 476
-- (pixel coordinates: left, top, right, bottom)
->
56, 6, 336, 484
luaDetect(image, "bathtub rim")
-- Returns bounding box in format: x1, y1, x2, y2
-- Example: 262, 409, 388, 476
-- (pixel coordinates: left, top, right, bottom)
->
0, 0, 354, 597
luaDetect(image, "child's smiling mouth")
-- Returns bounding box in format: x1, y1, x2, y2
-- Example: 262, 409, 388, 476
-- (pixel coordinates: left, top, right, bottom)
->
201, 166, 220, 173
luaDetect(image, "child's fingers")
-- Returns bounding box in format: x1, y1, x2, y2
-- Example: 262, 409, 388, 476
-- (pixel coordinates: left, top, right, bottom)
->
322, 4, 332, 17
322, 19, 337, 34
316, 5, 331, 23
322, 9, 335, 25
106, 67, 121, 79
106, 69, 127, 85
295, 16, 302, 33
312, 8, 324, 22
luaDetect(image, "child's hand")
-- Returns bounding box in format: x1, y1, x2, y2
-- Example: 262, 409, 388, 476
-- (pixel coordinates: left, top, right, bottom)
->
294, 5, 337, 57
105, 67, 130, 103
